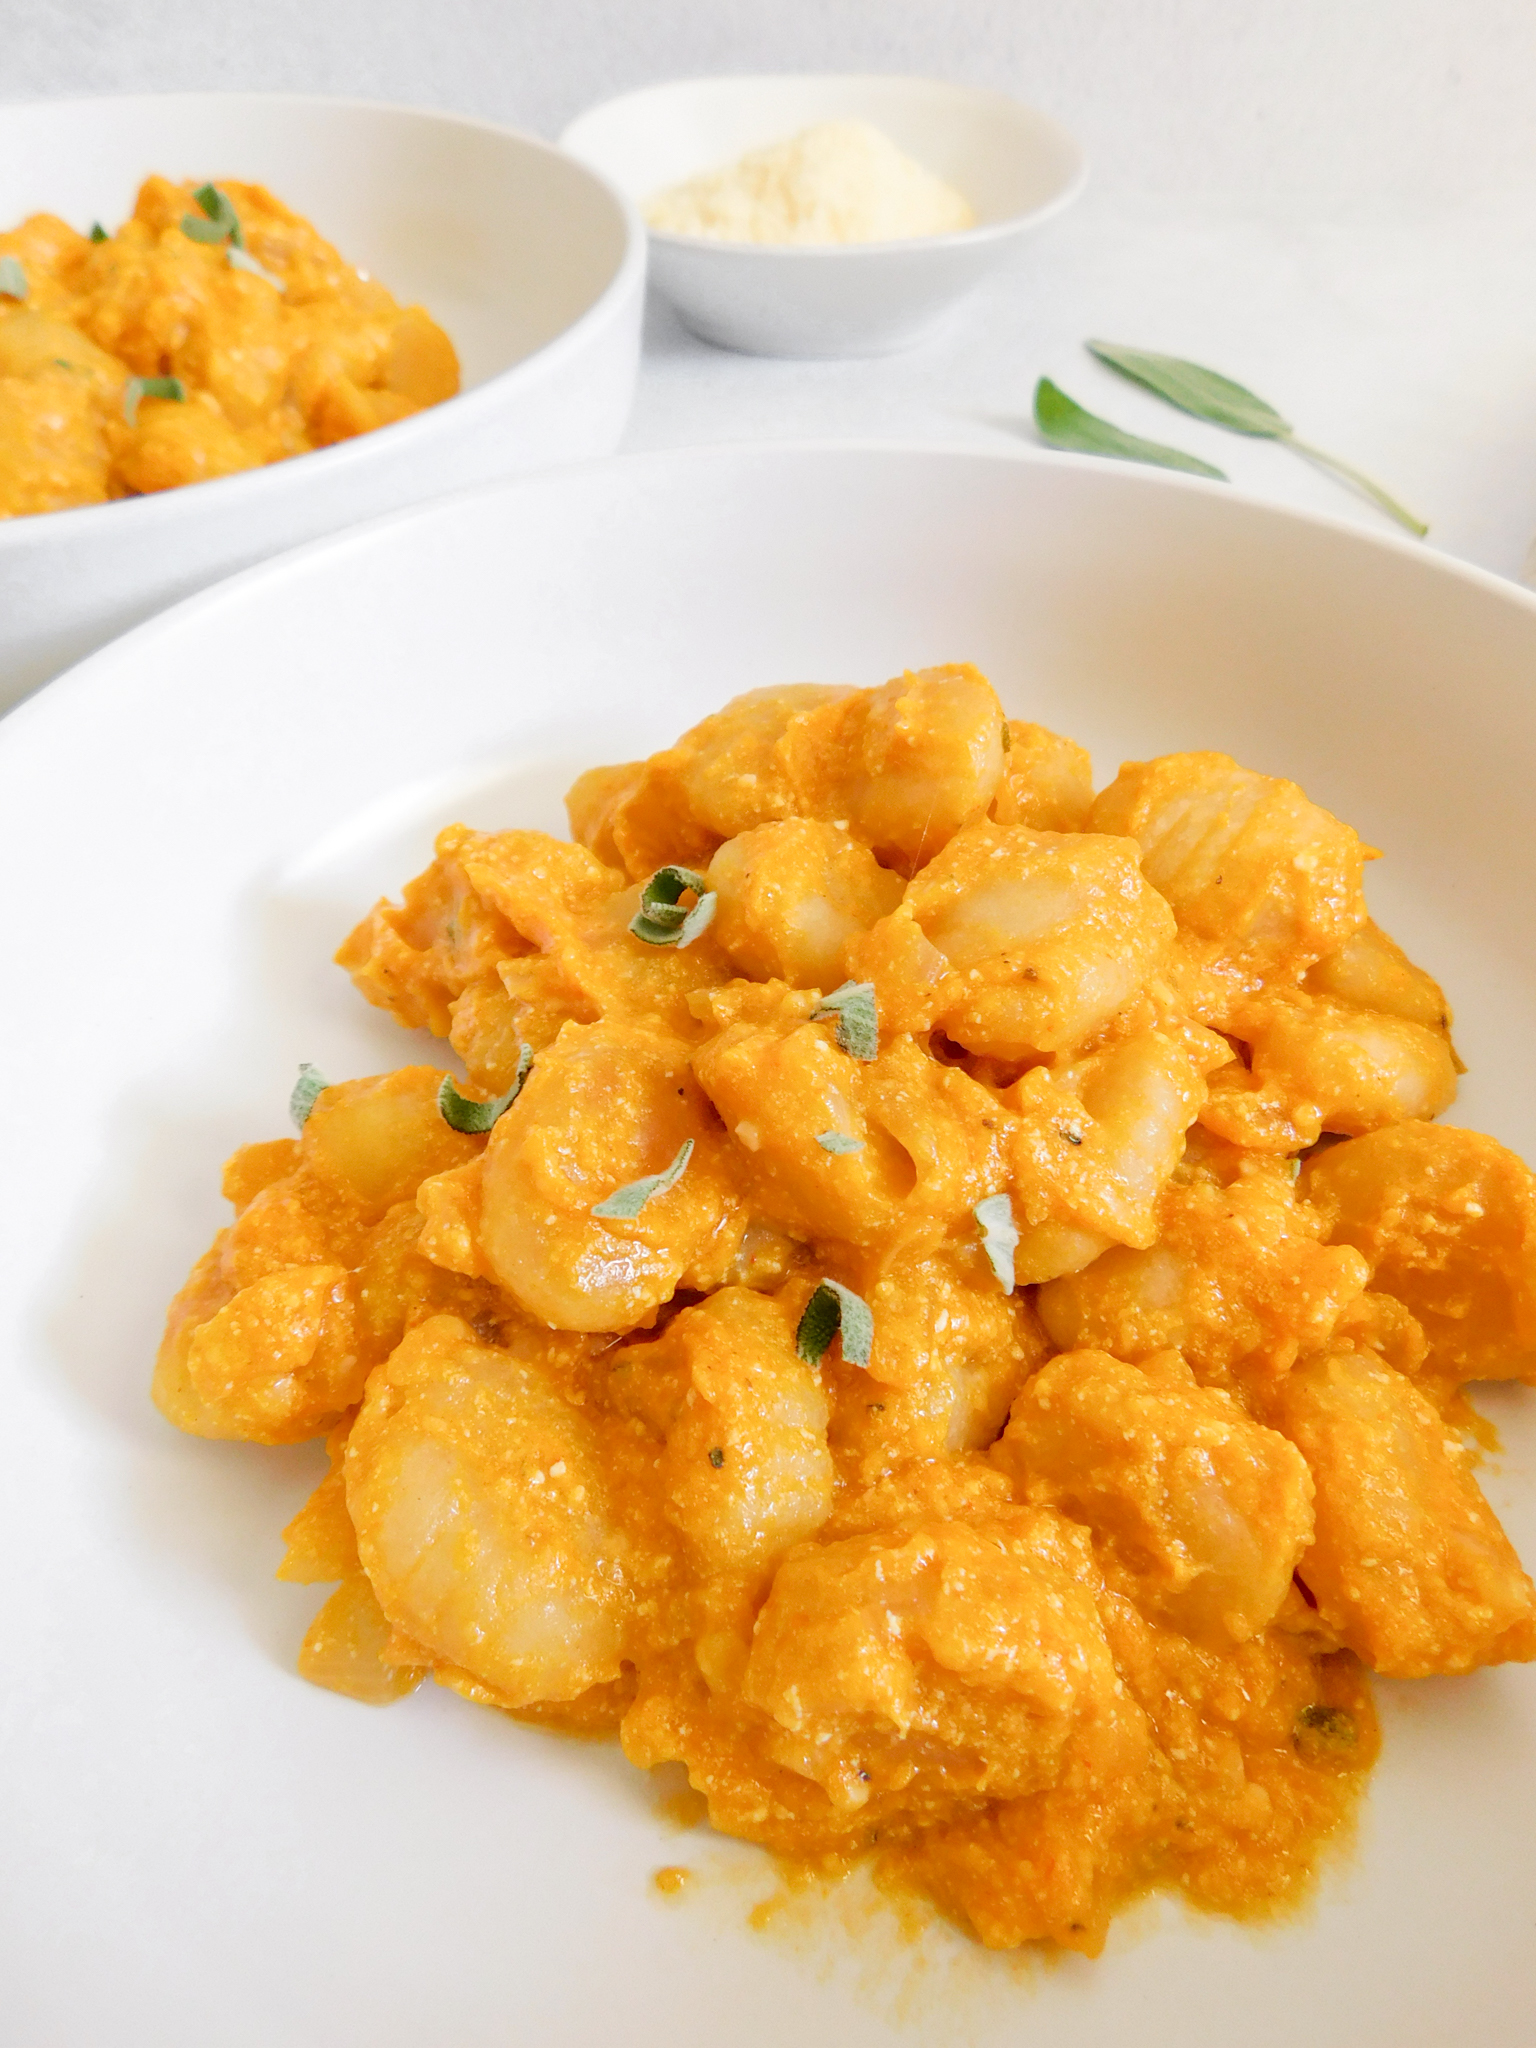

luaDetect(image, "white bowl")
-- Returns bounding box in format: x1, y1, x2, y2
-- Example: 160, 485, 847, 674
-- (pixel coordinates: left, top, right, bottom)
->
0, 93, 646, 711
560, 75, 1084, 359
2, 445, 1534, 2045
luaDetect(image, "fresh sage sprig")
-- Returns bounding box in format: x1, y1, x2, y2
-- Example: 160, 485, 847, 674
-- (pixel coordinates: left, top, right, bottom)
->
973, 1193, 1019, 1291
629, 866, 717, 948
1034, 377, 1225, 480
591, 1138, 694, 1220
437, 1045, 531, 1134
123, 375, 187, 426
0, 256, 27, 300
1087, 341, 1427, 537
811, 981, 879, 1062
289, 1063, 328, 1129
795, 1278, 874, 1369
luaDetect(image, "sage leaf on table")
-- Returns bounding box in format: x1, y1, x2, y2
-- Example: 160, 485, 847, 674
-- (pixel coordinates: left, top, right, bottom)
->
1034, 377, 1226, 481
1087, 341, 1427, 537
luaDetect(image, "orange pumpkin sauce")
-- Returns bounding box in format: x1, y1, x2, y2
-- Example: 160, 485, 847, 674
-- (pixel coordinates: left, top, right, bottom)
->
0, 176, 457, 517
154, 665, 1535, 1954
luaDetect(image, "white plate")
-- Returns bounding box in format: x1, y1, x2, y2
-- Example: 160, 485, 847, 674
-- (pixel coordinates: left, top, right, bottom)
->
2, 445, 1533, 2047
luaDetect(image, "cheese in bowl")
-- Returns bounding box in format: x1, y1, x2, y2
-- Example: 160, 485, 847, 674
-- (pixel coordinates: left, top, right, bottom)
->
644, 120, 975, 245
0, 177, 458, 517
152, 664, 1535, 1956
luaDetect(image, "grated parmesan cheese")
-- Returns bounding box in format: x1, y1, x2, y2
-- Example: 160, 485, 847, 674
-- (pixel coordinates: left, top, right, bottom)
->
644, 120, 975, 246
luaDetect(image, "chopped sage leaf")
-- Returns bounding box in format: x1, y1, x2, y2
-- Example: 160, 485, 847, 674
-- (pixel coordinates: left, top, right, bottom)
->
816, 1130, 865, 1155
190, 182, 245, 247
123, 375, 186, 426
796, 1278, 874, 1369
592, 1138, 694, 1220
227, 244, 284, 289
0, 256, 27, 300
974, 1192, 1019, 1291
1087, 340, 1427, 537
289, 1063, 328, 1129
1034, 376, 1225, 480
811, 980, 879, 1062
630, 865, 717, 948
89, 222, 109, 243
437, 1046, 531, 1134
180, 211, 230, 244
708, 1446, 725, 1468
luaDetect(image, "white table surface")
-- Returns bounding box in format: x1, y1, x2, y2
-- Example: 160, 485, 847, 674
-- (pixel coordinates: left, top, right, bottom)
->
2, 0, 1533, 577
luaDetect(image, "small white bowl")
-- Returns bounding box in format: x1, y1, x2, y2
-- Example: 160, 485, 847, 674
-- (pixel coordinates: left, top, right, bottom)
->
0, 94, 646, 712
560, 74, 1084, 360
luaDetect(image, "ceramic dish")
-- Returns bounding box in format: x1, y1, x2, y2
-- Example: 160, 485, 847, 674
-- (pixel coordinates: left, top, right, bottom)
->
2, 445, 1533, 2047
0, 93, 645, 712
560, 76, 1084, 358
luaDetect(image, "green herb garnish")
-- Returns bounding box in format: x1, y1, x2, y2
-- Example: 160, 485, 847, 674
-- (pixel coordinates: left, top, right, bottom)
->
123, 375, 186, 426
437, 1046, 531, 1134
708, 1447, 725, 1468
796, 1278, 874, 1369
0, 256, 27, 300
182, 183, 245, 248
591, 1138, 694, 1220
811, 981, 879, 1062
1087, 341, 1427, 537
89, 222, 109, 243
816, 1130, 865, 1154
973, 1193, 1019, 1291
629, 866, 717, 948
1034, 376, 1225, 480
289, 1063, 328, 1129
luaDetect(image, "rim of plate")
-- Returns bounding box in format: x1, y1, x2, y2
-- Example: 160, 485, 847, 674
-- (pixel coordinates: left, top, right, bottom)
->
4, 438, 1535, 763
0, 92, 647, 550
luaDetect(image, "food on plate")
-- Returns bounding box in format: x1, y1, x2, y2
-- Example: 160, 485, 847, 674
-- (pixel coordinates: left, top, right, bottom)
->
0, 178, 458, 518
154, 663, 1536, 1954
643, 120, 975, 245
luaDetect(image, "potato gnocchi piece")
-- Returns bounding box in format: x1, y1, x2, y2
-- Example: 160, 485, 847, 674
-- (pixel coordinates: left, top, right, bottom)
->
1304, 1120, 1536, 1387
827, 1244, 1047, 1480
706, 818, 903, 989
990, 719, 1094, 832
1090, 750, 1368, 999
776, 664, 1006, 874
475, 1020, 745, 1331
1200, 991, 1458, 1150
877, 821, 1177, 1062
346, 1316, 648, 1707
1037, 1173, 1370, 1390
740, 1507, 1148, 1816
1267, 1347, 1536, 1676
994, 1348, 1315, 1647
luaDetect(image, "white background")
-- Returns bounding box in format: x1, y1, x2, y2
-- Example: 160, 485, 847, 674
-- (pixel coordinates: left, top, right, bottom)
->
3, 0, 1534, 574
